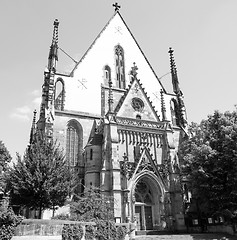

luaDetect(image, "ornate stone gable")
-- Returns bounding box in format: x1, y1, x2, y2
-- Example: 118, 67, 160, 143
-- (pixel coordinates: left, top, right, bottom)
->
120, 147, 168, 188
115, 68, 160, 122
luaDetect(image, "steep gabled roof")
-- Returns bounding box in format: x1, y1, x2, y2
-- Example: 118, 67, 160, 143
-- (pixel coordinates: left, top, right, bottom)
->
86, 119, 103, 146
69, 11, 166, 92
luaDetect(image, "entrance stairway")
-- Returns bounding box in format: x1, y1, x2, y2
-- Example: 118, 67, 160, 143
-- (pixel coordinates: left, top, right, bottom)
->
134, 233, 236, 239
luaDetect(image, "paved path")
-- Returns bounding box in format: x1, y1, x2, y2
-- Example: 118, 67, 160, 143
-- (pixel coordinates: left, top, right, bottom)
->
12, 233, 237, 240
134, 233, 236, 240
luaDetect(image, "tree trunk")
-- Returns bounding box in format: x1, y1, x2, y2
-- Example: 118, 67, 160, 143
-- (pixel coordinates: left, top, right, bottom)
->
52, 205, 55, 218
39, 204, 42, 219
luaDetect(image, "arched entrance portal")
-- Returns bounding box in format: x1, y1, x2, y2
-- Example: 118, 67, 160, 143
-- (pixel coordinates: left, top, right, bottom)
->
131, 173, 164, 231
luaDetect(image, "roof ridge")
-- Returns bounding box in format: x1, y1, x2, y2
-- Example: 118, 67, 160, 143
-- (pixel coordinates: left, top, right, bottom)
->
69, 11, 118, 76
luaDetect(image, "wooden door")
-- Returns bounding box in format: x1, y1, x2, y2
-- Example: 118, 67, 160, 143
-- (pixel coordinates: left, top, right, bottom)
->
144, 206, 153, 230
135, 206, 142, 230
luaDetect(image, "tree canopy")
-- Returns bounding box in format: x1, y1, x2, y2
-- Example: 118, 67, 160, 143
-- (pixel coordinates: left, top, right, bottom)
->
9, 137, 72, 218
180, 110, 237, 215
0, 141, 11, 194
0, 141, 11, 173
70, 187, 114, 222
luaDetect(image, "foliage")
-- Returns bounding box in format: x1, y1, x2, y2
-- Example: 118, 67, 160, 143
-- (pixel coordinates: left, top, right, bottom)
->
116, 225, 128, 240
8, 136, 73, 218
0, 141, 11, 194
180, 110, 237, 215
62, 224, 83, 240
0, 207, 22, 240
85, 224, 96, 240
70, 187, 114, 222
52, 213, 70, 220
62, 187, 128, 240
0, 141, 11, 172
95, 221, 128, 240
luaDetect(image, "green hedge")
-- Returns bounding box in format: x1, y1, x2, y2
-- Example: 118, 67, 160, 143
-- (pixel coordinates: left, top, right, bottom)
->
61, 220, 127, 240
0, 208, 22, 240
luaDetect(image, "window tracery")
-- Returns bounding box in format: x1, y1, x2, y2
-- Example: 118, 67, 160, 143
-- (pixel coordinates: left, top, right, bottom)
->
66, 120, 83, 167
103, 65, 111, 85
115, 45, 125, 89
54, 78, 65, 110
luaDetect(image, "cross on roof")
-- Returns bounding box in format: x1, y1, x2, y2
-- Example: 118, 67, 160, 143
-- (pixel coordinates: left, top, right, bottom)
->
113, 2, 121, 12
131, 62, 138, 77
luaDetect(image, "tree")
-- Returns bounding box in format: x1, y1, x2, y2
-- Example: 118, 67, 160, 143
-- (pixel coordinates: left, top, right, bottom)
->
9, 137, 72, 218
180, 110, 237, 216
0, 141, 11, 172
70, 187, 114, 222
0, 141, 11, 194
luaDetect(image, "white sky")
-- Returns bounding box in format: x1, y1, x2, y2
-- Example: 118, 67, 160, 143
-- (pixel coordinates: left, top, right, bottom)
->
1, 0, 237, 158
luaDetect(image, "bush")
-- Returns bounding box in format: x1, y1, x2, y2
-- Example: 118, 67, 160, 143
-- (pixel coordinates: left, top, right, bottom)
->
0, 207, 22, 240
52, 213, 70, 220
116, 225, 127, 240
95, 220, 127, 240
62, 224, 83, 240
85, 224, 96, 240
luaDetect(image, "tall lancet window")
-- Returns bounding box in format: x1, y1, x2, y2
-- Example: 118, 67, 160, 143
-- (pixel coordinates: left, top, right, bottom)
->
66, 120, 83, 167
115, 45, 125, 89
103, 65, 111, 86
54, 78, 65, 110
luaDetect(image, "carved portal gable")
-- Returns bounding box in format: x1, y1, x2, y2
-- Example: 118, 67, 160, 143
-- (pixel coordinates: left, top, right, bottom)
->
120, 147, 168, 188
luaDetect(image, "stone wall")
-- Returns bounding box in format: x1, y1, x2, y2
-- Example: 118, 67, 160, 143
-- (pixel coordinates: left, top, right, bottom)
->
14, 219, 135, 239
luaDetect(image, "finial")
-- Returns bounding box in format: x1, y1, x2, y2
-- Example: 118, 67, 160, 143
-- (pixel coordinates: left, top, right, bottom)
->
108, 77, 114, 113
131, 62, 138, 78
52, 19, 59, 45
113, 2, 121, 12
48, 19, 59, 70
30, 110, 37, 144
160, 89, 167, 121
168, 47, 176, 73
168, 47, 180, 95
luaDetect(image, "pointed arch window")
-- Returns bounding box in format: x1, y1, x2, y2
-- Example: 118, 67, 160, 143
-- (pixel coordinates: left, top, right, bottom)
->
54, 78, 65, 110
115, 45, 126, 89
103, 65, 111, 85
66, 120, 83, 167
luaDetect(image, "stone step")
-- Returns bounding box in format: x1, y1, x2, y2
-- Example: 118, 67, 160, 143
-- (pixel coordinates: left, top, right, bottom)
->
134, 233, 236, 240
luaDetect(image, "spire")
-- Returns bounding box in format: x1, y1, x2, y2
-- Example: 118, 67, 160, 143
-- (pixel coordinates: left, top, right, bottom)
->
160, 89, 167, 121
48, 19, 59, 71
29, 109, 37, 144
112, 2, 121, 12
168, 47, 180, 95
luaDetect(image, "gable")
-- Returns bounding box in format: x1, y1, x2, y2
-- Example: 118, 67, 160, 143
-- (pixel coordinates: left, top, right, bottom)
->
59, 11, 165, 116
116, 77, 160, 121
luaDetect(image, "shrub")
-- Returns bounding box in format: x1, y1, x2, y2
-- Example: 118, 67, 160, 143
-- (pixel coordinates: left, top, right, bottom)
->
85, 224, 96, 240
62, 224, 83, 240
95, 220, 118, 240
116, 225, 127, 240
0, 207, 22, 240
52, 213, 70, 220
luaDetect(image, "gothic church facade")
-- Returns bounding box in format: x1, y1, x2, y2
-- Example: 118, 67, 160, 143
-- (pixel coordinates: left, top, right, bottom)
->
35, 5, 188, 231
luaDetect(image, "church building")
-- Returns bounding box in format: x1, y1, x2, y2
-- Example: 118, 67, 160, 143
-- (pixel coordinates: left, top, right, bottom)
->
34, 3, 188, 231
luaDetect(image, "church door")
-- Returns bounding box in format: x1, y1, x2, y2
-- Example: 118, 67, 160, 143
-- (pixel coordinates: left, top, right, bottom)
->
135, 206, 142, 230
144, 206, 153, 230
134, 179, 154, 230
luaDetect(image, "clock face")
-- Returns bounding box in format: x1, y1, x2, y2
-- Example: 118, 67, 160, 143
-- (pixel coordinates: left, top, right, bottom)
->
131, 97, 144, 112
